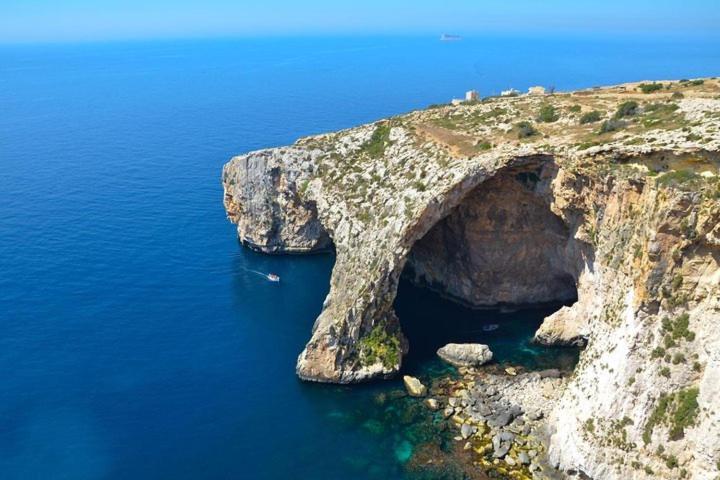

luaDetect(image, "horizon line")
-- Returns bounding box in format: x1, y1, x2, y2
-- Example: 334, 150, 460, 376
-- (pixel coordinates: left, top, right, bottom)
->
2, 28, 720, 47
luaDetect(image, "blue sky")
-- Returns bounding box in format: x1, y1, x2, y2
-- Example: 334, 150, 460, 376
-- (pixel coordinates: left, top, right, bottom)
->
1, 0, 718, 43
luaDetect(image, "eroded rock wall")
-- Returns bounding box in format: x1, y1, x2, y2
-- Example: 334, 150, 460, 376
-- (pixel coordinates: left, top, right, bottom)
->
541, 161, 720, 479
222, 147, 331, 253
405, 166, 580, 307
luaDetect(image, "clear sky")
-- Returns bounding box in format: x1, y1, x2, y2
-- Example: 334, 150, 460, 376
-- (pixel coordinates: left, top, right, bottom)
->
1, 0, 718, 43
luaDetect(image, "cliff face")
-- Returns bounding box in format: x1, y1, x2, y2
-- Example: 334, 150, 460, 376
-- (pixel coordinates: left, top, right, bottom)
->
405, 165, 582, 307
222, 148, 331, 253
222, 80, 720, 478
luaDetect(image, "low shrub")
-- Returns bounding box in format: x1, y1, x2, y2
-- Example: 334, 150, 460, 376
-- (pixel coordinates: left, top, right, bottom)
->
599, 118, 626, 134
644, 394, 671, 444
651, 347, 666, 359
361, 123, 392, 158
580, 110, 602, 124
672, 353, 686, 365
615, 101, 639, 118
516, 121, 538, 139
639, 83, 664, 94
537, 104, 559, 123
578, 140, 601, 150
643, 387, 699, 444
645, 102, 679, 113
657, 169, 701, 187
669, 388, 699, 440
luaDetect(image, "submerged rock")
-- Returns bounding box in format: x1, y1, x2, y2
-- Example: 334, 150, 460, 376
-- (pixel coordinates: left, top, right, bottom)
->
437, 343, 493, 367
403, 376, 427, 397
394, 440, 413, 463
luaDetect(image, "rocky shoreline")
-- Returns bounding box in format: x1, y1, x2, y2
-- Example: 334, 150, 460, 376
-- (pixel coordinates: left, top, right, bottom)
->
403, 362, 571, 480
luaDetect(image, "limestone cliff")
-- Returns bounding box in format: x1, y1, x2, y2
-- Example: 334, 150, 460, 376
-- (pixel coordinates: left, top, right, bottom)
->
222, 148, 331, 253
223, 79, 720, 479
405, 167, 582, 308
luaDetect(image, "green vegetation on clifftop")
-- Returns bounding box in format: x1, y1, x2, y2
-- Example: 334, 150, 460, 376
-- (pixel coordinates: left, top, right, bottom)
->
362, 122, 392, 158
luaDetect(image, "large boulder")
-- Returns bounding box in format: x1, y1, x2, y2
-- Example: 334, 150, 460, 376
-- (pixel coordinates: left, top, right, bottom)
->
403, 375, 427, 397
533, 305, 587, 347
437, 343, 493, 367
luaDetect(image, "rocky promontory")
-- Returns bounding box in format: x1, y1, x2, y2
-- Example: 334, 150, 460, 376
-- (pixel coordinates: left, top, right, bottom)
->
223, 79, 720, 479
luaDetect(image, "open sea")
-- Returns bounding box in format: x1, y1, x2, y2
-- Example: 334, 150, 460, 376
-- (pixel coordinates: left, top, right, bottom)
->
1, 34, 719, 479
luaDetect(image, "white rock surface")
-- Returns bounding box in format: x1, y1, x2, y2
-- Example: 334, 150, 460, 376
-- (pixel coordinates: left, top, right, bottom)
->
403, 375, 427, 397
437, 343, 493, 367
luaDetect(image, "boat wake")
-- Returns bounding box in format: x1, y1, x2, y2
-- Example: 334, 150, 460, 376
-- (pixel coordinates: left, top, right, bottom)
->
241, 267, 280, 283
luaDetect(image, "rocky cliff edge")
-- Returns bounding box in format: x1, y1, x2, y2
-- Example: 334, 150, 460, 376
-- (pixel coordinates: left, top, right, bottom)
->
223, 79, 720, 479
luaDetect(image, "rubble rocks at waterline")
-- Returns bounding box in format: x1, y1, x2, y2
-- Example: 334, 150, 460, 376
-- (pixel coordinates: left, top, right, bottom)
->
424, 366, 568, 478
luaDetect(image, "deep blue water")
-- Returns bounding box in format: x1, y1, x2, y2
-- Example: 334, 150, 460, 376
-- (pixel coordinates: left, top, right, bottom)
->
1, 35, 719, 479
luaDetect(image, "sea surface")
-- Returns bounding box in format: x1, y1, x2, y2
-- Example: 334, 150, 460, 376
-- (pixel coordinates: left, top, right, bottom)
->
1, 34, 719, 479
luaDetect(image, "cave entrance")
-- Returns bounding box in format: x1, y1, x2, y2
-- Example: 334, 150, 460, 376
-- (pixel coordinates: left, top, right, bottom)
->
395, 163, 580, 373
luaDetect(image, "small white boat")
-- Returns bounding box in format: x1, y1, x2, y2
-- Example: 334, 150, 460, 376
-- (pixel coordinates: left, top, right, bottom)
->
440, 33, 462, 41
482, 324, 499, 332
266, 273, 280, 282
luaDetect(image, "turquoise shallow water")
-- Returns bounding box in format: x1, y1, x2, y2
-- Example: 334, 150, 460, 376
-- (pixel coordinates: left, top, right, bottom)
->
1, 35, 719, 479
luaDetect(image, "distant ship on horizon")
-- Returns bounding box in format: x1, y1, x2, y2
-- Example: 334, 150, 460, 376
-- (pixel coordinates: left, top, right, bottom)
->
440, 33, 463, 41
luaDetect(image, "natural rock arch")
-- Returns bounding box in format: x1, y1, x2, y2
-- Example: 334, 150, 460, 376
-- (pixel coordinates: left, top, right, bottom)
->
293, 154, 594, 383
222, 82, 720, 478
401, 160, 581, 310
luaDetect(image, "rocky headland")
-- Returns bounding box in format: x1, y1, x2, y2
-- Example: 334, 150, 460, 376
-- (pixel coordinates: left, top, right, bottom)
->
223, 79, 720, 479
